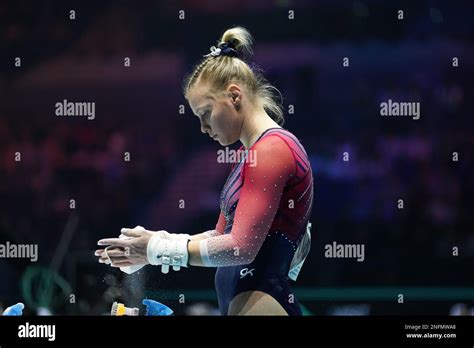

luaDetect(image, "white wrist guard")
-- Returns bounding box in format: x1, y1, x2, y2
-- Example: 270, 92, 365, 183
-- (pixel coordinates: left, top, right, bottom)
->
147, 234, 190, 273
161, 231, 191, 241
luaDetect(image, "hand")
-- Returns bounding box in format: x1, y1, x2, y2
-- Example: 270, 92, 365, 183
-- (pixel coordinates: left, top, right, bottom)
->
95, 226, 154, 268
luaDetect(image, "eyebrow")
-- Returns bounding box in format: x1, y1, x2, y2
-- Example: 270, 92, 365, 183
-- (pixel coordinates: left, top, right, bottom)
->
196, 105, 210, 114
195, 102, 212, 116
193, 95, 214, 116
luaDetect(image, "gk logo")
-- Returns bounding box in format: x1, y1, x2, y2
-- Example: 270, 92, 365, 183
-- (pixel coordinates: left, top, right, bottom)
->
240, 268, 255, 279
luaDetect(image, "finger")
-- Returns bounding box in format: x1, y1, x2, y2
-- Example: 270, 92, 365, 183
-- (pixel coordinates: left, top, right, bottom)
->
121, 230, 141, 238
104, 249, 127, 257
109, 256, 129, 263
120, 228, 143, 238
121, 225, 145, 232
104, 246, 123, 251
97, 238, 127, 247
96, 248, 126, 258
99, 257, 111, 265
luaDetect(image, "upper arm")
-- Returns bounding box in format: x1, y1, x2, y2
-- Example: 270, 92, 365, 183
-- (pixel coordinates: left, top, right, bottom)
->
229, 135, 295, 253
199, 135, 296, 266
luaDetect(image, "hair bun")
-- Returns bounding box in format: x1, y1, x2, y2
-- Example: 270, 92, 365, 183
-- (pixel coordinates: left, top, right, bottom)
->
226, 38, 238, 50
219, 27, 254, 59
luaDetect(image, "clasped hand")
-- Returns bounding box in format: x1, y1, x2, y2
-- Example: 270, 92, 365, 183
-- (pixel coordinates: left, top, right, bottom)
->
94, 226, 156, 268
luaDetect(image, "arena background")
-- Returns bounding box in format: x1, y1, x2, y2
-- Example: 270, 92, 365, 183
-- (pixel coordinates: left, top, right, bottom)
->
0, 0, 472, 316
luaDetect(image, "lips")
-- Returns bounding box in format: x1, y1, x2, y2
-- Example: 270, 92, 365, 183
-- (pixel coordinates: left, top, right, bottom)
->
211, 134, 218, 140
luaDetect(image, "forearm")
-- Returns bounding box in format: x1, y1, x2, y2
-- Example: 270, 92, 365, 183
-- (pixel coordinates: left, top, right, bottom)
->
189, 230, 219, 241
187, 240, 207, 267
154, 229, 217, 242
187, 233, 259, 268
146, 231, 260, 270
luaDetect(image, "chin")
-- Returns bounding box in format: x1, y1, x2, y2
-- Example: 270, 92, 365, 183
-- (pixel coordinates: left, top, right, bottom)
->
218, 138, 233, 146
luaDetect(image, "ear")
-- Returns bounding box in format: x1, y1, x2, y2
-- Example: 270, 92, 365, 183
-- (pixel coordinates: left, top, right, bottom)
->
227, 84, 242, 105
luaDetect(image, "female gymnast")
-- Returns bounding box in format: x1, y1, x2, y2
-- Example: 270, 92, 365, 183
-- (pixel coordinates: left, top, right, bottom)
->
95, 27, 313, 316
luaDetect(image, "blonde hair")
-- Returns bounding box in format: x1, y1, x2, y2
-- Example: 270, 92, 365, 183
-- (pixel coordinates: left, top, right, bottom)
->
183, 27, 285, 126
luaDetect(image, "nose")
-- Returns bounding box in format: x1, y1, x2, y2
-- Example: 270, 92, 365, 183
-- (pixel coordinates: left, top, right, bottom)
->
200, 120, 210, 135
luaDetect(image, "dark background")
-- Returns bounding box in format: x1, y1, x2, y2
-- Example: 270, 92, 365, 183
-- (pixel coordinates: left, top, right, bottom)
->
0, 0, 472, 315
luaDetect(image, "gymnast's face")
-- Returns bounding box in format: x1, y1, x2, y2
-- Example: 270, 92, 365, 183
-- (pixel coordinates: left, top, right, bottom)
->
187, 82, 243, 146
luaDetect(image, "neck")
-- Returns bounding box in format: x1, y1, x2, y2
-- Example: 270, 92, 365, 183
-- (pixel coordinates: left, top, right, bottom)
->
240, 107, 281, 149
